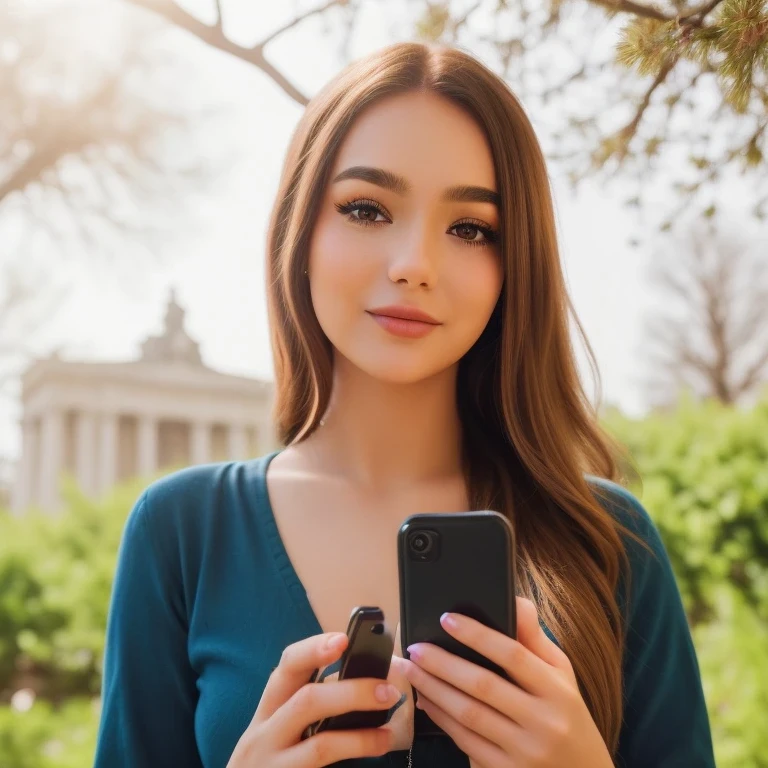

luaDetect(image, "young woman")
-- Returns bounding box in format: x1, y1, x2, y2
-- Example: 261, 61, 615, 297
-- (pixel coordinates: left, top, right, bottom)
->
94, 43, 715, 768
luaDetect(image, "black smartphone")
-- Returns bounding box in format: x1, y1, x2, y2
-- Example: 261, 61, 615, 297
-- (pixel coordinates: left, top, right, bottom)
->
398, 511, 517, 737
304, 606, 395, 738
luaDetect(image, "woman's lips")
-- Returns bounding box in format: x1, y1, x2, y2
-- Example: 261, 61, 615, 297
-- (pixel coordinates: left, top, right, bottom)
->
367, 311, 440, 339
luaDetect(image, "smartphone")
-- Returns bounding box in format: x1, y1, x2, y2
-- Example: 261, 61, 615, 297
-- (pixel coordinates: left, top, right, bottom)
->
398, 511, 517, 737
303, 606, 395, 738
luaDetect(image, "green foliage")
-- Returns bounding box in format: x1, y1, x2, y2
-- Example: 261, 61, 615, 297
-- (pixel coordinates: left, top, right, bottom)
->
694, 587, 768, 766
0, 698, 99, 768
616, 0, 768, 114
616, 19, 679, 75
0, 478, 144, 701
415, 5, 451, 41
1, 399, 767, 766
605, 395, 768, 766
605, 394, 768, 626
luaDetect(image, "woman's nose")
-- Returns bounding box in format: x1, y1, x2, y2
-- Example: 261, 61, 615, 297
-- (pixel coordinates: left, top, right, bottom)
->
387, 229, 439, 288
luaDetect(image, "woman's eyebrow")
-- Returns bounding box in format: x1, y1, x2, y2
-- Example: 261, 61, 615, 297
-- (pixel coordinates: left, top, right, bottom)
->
332, 165, 500, 208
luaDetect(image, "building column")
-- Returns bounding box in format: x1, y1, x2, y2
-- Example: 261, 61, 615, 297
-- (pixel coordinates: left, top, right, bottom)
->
39, 409, 64, 511
11, 417, 39, 513
75, 411, 97, 496
191, 421, 211, 465
227, 424, 248, 461
137, 416, 158, 477
98, 412, 119, 494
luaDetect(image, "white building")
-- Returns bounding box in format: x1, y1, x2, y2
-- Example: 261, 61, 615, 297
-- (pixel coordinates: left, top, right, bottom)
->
11, 293, 276, 513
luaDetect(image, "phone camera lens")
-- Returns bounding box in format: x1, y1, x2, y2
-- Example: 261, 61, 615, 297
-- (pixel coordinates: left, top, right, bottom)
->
409, 531, 433, 556
371, 623, 385, 635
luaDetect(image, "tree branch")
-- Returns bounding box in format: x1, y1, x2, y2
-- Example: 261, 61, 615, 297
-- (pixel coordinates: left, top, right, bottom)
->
255, 0, 348, 51
587, 0, 672, 22
678, 0, 725, 26
0, 133, 78, 204
591, 0, 721, 28
125, 0, 332, 106
616, 55, 679, 160
1, 71, 137, 204
736, 345, 768, 394
449, 0, 484, 38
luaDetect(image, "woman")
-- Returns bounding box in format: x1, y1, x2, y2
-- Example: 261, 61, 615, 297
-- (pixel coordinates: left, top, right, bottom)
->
94, 42, 715, 767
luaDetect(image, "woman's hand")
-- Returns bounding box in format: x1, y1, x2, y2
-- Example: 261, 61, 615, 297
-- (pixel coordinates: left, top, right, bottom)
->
392, 597, 613, 768
227, 631, 401, 767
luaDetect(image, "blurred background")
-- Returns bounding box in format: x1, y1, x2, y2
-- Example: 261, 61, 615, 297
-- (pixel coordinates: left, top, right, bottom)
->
0, 0, 767, 765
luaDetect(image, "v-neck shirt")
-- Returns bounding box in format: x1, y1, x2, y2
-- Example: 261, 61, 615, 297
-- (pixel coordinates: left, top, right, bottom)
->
93, 452, 716, 767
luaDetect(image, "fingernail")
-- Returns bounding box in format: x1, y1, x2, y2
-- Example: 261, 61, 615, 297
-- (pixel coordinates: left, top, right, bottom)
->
406, 644, 423, 661
375, 683, 399, 703
326, 633, 346, 652
440, 612, 458, 629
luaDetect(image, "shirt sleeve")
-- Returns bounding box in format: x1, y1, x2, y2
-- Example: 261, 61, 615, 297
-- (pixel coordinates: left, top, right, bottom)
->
93, 492, 203, 768
614, 489, 716, 767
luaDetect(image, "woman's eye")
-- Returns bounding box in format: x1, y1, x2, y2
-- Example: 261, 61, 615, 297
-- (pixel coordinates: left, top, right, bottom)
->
351, 205, 387, 223
334, 200, 497, 246
450, 222, 497, 247
335, 200, 389, 225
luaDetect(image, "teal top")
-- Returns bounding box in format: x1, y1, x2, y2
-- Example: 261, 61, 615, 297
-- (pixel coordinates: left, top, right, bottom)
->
93, 452, 716, 767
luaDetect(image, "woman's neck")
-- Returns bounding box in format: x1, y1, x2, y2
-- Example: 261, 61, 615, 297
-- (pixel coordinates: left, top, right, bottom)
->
298, 359, 464, 490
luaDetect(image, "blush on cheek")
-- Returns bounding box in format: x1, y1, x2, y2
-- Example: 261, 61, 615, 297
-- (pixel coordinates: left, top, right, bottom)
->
311, 221, 377, 277
308, 224, 382, 349
449, 261, 502, 321
311, 229, 384, 311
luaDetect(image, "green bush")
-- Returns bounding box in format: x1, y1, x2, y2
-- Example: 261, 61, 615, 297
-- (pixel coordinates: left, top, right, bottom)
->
605, 394, 768, 625
0, 697, 99, 768
694, 587, 768, 767
605, 394, 768, 766
0, 400, 766, 767
0, 478, 144, 702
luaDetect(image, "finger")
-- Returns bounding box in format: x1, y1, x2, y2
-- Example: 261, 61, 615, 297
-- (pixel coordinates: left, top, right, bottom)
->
253, 633, 348, 724
401, 644, 535, 729
415, 695, 509, 768
386, 628, 416, 752
389, 621, 413, 700
514, 597, 573, 675
437, 612, 555, 697
400, 656, 520, 751
393, 621, 404, 657
278, 726, 394, 768
273, 678, 402, 746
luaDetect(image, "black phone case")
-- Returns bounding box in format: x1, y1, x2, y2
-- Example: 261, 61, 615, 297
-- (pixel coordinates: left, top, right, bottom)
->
305, 606, 394, 737
398, 512, 517, 737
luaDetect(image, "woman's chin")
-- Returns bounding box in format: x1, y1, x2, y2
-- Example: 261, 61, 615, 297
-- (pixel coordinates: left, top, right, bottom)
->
349, 355, 455, 386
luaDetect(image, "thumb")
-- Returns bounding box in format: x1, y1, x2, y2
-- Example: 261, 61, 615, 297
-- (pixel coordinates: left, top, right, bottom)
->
386, 622, 415, 751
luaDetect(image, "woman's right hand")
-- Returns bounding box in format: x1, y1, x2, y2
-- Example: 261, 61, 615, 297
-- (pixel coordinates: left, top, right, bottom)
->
227, 631, 402, 767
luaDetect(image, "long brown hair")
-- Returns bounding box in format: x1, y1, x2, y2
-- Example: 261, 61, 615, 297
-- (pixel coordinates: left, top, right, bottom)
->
266, 41, 642, 755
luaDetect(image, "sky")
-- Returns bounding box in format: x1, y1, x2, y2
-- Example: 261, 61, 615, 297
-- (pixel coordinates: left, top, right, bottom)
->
0, 0, 677, 462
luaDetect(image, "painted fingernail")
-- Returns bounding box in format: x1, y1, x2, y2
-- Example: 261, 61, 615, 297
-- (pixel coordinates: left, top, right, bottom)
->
326, 633, 347, 652
407, 644, 423, 661
440, 612, 458, 629
375, 684, 399, 703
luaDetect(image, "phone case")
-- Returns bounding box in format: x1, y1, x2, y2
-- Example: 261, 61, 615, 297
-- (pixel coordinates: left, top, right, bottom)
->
305, 606, 394, 737
398, 512, 517, 737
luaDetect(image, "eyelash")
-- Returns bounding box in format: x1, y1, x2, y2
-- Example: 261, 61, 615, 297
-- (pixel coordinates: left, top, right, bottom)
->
334, 198, 498, 248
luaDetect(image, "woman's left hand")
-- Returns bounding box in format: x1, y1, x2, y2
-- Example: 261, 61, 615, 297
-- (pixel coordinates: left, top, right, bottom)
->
392, 597, 613, 768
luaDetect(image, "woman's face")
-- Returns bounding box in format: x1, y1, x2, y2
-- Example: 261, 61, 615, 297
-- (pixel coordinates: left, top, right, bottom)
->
308, 90, 504, 385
